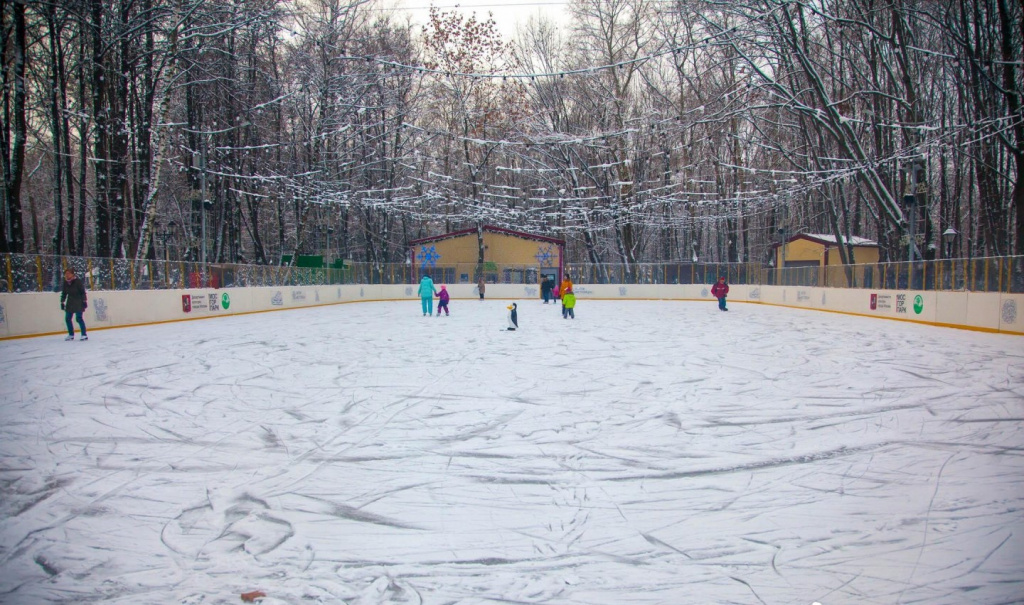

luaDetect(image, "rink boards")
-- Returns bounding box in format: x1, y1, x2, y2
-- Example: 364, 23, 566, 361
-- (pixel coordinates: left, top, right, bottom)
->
0, 282, 1021, 338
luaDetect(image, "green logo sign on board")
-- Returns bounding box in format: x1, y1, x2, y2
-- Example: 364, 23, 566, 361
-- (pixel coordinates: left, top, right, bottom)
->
913, 295, 923, 314
221, 292, 231, 310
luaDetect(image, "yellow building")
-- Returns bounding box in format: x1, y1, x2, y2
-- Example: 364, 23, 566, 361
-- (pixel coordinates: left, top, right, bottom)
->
774, 233, 881, 287
408, 225, 565, 286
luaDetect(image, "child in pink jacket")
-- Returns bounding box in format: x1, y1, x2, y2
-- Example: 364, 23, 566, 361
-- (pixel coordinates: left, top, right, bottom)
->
436, 285, 450, 316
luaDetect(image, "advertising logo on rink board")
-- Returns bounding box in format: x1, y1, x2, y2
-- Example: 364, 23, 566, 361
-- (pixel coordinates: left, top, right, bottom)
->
94, 298, 108, 321
1002, 300, 1017, 325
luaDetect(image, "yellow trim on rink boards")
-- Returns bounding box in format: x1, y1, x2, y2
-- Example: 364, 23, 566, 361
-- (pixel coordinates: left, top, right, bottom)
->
3, 297, 1020, 341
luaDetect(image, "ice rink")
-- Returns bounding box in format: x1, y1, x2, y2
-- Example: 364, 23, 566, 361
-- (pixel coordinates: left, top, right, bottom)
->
1, 298, 1022, 604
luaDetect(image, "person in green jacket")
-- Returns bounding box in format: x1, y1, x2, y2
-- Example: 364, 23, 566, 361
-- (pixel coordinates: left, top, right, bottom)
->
562, 289, 576, 319
417, 274, 435, 316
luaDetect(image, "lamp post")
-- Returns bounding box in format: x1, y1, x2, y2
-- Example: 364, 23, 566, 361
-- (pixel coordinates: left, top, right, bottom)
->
156, 222, 176, 287
199, 140, 207, 266
777, 227, 788, 285
157, 222, 176, 261
943, 227, 958, 258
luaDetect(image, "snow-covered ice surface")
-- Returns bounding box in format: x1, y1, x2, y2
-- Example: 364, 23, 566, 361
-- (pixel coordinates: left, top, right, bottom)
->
1, 299, 1022, 605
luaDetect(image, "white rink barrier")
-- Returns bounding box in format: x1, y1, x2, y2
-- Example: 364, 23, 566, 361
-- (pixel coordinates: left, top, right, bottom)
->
1, 282, 1021, 339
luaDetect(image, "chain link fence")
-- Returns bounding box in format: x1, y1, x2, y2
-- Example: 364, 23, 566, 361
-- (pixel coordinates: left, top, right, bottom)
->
2, 253, 1021, 294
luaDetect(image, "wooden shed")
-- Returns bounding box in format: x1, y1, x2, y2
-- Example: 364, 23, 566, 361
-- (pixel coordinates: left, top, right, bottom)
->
408, 225, 566, 286
773, 233, 881, 286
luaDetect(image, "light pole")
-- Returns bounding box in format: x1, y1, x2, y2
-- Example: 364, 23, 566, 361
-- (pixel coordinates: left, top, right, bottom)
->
943, 227, 958, 258
200, 139, 210, 267
157, 221, 176, 287
157, 221, 176, 262
778, 227, 788, 268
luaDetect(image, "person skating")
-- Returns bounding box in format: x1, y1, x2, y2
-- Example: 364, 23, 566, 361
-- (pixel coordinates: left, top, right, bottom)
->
477, 277, 486, 301
60, 268, 88, 340
418, 274, 435, 316
506, 303, 518, 330
541, 276, 554, 304
562, 289, 576, 319
559, 275, 573, 317
711, 276, 729, 311
436, 285, 450, 316
559, 275, 573, 299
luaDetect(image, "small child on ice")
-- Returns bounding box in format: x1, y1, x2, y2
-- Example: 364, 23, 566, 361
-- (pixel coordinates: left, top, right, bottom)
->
711, 276, 729, 311
436, 285, 450, 316
561, 289, 576, 319
506, 303, 518, 330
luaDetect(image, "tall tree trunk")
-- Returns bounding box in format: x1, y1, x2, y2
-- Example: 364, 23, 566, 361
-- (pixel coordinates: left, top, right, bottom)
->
47, 3, 65, 256
108, 0, 132, 257
91, 0, 111, 257
134, 9, 180, 261
0, 0, 27, 253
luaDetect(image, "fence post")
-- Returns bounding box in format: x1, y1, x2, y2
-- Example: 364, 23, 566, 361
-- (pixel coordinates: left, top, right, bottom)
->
3, 255, 11, 292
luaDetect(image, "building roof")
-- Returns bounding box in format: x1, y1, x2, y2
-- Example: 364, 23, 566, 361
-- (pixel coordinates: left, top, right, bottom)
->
408, 225, 565, 247
774, 233, 878, 248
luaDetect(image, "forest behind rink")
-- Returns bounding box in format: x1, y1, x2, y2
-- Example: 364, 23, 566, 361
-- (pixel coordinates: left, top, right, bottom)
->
1, 0, 1021, 268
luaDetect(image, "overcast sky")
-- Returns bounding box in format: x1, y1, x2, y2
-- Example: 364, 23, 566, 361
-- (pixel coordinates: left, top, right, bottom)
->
390, 0, 570, 41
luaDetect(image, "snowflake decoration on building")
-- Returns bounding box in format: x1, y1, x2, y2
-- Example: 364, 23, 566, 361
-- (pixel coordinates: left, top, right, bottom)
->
535, 245, 555, 267
417, 245, 441, 267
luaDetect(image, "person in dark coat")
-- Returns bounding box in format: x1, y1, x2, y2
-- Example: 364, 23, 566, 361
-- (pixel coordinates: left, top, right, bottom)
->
711, 276, 729, 311
541, 277, 554, 304
60, 268, 88, 340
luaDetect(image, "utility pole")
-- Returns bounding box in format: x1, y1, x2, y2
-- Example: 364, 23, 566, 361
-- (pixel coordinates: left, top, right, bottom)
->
905, 193, 916, 262
200, 139, 208, 267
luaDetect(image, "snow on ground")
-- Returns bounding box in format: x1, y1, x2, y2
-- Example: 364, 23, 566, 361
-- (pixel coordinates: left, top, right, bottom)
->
0, 298, 1022, 605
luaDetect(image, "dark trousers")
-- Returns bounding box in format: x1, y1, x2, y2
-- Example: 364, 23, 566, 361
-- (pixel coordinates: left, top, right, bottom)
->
437, 301, 449, 315
717, 297, 727, 310
65, 310, 87, 335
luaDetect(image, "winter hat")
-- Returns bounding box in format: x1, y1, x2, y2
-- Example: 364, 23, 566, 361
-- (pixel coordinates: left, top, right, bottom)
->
440, 285, 447, 289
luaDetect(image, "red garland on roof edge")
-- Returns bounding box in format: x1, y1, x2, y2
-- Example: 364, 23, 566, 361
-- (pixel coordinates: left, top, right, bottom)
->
408, 225, 566, 246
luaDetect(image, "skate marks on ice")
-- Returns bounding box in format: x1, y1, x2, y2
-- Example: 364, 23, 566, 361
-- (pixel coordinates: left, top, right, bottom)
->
0, 300, 1022, 603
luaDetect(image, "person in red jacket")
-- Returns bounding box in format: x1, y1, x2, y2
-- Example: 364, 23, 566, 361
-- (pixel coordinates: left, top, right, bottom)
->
711, 276, 729, 311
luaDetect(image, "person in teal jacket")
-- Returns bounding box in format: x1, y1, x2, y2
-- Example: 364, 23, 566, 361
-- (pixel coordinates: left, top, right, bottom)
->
418, 274, 436, 316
